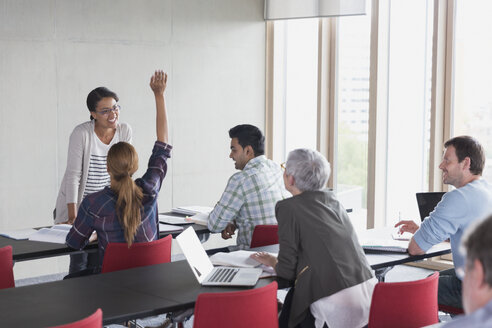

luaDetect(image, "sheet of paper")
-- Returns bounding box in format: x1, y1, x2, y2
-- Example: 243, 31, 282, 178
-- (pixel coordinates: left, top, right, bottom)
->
159, 214, 190, 225
159, 223, 184, 233
171, 205, 213, 216
391, 231, 413, 241
210, 250, 264, 268
188, 212, 208, 226
0, 228, 37, 240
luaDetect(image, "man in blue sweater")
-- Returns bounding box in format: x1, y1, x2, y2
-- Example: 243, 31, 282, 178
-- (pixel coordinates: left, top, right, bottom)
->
396, 136, 492, 310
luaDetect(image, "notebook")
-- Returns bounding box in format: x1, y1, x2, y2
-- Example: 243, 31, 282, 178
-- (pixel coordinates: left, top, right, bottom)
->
176, 227, 262, 286
416, 192, 445, 222
360, 238, 408, 253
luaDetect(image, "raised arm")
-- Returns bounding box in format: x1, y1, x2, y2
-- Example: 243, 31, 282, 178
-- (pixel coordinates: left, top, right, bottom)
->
149, 70, 168, 143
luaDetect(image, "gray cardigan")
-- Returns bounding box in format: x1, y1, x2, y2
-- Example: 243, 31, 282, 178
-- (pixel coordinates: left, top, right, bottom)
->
275, 189, 373, 328
54, 120, 132, 223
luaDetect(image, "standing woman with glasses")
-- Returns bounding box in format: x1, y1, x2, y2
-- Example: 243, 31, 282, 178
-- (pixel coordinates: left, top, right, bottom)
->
54, 86, 132, 274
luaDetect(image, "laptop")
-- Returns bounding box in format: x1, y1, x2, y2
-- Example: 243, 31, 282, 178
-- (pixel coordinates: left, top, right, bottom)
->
416, 192, 446, 222
176, 227, 262, 286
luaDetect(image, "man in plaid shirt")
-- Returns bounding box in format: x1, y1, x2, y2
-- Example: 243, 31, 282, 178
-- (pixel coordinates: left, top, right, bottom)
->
208, 124, 289, 249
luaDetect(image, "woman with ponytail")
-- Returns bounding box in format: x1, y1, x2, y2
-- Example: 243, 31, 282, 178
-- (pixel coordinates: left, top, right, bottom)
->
66, 70, 171, 275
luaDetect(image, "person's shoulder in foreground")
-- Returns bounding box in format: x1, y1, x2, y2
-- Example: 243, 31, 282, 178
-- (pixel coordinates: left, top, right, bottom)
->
440, 213, 492, 327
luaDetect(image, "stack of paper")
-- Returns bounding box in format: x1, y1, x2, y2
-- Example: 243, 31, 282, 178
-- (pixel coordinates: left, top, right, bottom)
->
171, 206, 214, 216
28, 224, 72, 244
186, 212, 209, 226
210, 250, 262, 268
159, 223, 184, 233
158, 214, 190, 225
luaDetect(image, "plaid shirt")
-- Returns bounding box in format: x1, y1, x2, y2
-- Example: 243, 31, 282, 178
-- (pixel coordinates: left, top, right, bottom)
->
208, 155, 289, 249
66, 141, 172, 270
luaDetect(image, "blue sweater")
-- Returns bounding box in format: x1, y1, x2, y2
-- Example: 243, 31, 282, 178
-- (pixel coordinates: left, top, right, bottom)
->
414, 179, 492, 270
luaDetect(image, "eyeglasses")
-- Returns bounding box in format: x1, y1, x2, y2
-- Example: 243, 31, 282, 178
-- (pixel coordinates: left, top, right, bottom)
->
96, 104, 121, 116
280, 162, 286, 171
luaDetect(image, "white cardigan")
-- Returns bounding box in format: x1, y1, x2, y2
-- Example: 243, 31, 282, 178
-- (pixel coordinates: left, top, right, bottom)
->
54, 120, 132, 223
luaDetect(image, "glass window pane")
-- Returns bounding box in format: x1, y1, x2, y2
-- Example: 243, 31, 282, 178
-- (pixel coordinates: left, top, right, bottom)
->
336, 8, 371, 231
272, 19, 319, 163
385, 0, 434, 226
453, 0, 492, 182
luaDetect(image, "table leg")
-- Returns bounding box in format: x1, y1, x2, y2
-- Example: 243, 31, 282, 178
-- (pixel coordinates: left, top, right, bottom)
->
375, 266, 394, 282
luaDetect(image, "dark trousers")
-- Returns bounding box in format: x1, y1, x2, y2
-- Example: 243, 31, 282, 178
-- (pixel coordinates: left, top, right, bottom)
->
279, 287, 323, 328
68, 251, 99, 274
438, 268, 463, 309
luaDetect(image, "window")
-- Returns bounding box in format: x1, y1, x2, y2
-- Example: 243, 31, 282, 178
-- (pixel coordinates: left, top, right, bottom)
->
335, 10, 371, 231
271, 19, 319, 163
384, 0, 434, 225
453, 0, 492, 182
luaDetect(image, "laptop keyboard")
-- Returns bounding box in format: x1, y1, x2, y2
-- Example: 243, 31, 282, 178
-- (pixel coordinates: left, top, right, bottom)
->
207, 267, 239, 283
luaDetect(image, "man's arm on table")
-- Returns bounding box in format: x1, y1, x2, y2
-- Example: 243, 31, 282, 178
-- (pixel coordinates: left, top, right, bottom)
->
408, 237, 425, 255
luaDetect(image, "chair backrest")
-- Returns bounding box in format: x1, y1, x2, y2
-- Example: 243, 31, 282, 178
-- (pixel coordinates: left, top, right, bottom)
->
438, 304, 464, 315
0, 245, 14, 289
50, 308, 102, 328
368, 272, 439, 328
101, 235, 172, 273
193, 281, 278, 328
250, 225, 278, 248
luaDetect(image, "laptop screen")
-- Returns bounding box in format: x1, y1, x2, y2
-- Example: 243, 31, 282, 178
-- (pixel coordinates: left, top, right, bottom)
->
415, 192, 445, 221
176, 227, 214, 284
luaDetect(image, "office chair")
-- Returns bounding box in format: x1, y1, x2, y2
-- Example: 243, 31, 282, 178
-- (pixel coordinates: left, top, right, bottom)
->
101, 234, 172, 273
250, 225, 278, 248
368, 272, 439, 328
50, 308, 102, 328
0, 245, 14, 289
438, 304, 464, 315
193, 281, 278, 328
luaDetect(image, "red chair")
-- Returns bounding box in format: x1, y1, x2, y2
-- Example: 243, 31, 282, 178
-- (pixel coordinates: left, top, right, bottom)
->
438, 304, 464, 315
50, 308, 102, 328
101, 235, 172, 273
368, 272, 439, 328
250, 225, 278, 248
193, 282, 278, 328
0, 246, 14, 289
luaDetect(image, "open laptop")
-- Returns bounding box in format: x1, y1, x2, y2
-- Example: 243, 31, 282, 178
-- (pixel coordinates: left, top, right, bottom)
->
176, 227, 262, 286
416, 192, 446, 222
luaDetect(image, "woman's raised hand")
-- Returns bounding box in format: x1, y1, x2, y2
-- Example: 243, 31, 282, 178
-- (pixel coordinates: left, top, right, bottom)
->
150, 70, 167, 95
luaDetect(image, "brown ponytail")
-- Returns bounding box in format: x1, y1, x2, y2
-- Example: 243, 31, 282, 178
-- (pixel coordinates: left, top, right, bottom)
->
107, 142, 143, 247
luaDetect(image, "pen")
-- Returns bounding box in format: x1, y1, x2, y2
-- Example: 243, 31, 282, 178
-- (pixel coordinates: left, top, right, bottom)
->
398, 212, 402, 236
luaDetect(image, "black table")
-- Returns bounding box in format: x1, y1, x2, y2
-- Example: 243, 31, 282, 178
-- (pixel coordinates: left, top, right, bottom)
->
0, 223, 209, 262
255, 242, 451, 282
0, 260, 273, 327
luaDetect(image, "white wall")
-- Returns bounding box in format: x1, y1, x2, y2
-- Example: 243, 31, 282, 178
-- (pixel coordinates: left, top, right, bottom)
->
0, 0, 266, 277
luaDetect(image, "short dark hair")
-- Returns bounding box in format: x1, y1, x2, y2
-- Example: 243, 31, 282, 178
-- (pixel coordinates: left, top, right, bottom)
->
463, 214, 492, 286
228, 124, 265, 156
444, 136, 485, 175
87, 87, 119, 120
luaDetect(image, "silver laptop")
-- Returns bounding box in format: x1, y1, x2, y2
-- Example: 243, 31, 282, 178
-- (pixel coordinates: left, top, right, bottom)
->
176, 227, 262, 286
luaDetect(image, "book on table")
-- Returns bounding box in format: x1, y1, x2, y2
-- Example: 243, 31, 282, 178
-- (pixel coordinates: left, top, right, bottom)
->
359, 238, 409, 253
28, 224, 73, 244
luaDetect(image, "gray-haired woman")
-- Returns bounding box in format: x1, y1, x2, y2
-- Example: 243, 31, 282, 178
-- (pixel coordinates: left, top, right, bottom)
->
252, 148, 376, 328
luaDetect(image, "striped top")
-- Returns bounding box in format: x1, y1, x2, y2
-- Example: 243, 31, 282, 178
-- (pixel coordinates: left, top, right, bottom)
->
83, 132, 120, 198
